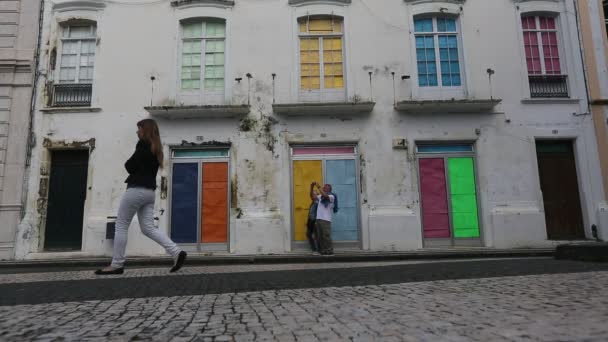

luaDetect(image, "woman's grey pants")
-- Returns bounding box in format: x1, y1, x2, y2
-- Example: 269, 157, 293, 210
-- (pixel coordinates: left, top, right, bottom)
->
111, 187, 181, 268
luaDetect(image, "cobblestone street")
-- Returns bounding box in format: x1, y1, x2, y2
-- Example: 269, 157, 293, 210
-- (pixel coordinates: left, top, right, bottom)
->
1, 258, 607, 341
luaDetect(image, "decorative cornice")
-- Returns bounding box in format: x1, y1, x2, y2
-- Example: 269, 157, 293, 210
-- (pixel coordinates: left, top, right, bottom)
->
52, 0, 105, 12
170, 0, 234, 8
403, 0, 465, 4
512, 0, 559, 3
288, 0, 351, 6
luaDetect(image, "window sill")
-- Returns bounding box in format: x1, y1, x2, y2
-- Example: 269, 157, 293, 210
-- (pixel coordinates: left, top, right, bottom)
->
395, 99, 501, 114
144, 104, 249, 119
40, 107, 102, 114
521, 98, 580, 104
272, 102, 375, 116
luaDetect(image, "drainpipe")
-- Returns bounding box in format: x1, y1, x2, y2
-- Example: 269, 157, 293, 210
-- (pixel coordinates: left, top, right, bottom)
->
20, 0, 46, 219
572, 0, 592, 116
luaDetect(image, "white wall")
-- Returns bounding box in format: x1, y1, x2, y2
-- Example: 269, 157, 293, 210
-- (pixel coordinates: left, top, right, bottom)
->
15, 0, 606, 258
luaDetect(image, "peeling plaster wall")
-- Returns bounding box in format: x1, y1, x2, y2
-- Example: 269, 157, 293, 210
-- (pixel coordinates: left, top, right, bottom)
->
15, 0, 607, 258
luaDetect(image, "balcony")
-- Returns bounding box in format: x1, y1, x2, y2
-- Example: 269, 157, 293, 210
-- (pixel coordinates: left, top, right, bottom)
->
394, 99, 501, 114
52, 83, 92, 107
272, 102, 375, 117
144, 104, 250, 119
529, 75, 569, 98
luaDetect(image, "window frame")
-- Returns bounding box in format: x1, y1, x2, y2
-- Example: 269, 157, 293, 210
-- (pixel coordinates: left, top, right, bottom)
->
177, 18, 227, 106
56, 23, 96, 85
604, 0, 608, 40
410, 14, 467, 100
521, 14, 565, 77
297, 15, 347, 103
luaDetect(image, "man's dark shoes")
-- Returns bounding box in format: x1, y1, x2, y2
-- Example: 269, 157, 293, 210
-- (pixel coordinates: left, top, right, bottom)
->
94, 267, 124, 275
171, 251, 187, 273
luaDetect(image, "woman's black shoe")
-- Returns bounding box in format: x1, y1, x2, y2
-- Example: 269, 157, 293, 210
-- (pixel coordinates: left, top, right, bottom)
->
170, 251, 187, 273
94, 267, 124, 275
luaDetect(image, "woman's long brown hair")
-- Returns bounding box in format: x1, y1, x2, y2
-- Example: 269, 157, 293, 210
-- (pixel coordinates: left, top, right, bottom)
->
137, 119, 164, 168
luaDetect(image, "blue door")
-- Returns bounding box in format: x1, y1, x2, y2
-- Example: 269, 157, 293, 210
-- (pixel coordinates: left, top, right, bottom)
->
171, 163, 198, 243
325, 159, 358, 241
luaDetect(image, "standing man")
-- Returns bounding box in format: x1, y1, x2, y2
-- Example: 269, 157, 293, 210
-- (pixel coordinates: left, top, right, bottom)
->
310, 181, 335, 256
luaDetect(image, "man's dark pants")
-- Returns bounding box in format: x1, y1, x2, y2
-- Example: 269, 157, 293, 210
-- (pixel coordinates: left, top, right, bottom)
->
306, 218, 319, 252
316, 219, 333, 254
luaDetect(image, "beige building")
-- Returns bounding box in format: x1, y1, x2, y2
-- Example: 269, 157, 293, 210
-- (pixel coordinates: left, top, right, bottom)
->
577, 0, 608, 240
0, 0, 41, 259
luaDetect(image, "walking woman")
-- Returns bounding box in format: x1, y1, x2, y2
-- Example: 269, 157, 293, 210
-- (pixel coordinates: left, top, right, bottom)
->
95, 119, 187, 275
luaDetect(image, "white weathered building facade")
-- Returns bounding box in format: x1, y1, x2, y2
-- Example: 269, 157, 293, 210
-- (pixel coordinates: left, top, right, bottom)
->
14, 0, 608, 259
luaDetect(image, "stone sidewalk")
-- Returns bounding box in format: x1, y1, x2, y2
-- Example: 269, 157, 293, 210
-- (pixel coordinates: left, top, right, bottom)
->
0, 248, 554, 270
1, 270, 607, 341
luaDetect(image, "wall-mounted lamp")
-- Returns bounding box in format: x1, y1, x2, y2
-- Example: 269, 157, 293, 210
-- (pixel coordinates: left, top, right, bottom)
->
150, 76, 156, 106
246, 73, 253, 105
486, 68, 495, 100
401, 75, 412, 99
271, 73, 277, 104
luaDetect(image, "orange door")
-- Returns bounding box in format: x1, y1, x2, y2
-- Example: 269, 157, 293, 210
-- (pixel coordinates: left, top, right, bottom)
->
201, 162, 228, 243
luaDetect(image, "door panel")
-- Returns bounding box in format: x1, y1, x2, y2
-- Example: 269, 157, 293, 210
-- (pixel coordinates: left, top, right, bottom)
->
448, 157, 480, 238
293, 160, 323, 241
171, 163, 198, 243
419, 158, 450, 238
536, 141, 585, 240
325, 159, 358, 241
44, 150, 89, 250
201, 162, 228, 243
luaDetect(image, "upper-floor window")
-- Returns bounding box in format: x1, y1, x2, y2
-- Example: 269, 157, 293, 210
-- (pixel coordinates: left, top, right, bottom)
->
180, 19, 225, 105
53, 23, 96, 107
521, 15, 568, 98
298, 16, 345, 102
59, 24, 96, 84
604, 1, 608, 39
414, 17, 462, 88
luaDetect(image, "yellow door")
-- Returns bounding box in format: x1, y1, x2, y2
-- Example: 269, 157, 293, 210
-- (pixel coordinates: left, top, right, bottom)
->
293, 160, 323, 241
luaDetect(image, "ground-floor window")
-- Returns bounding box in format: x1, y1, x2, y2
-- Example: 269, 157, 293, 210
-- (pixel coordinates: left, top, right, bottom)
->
417, 143, 482, 247
170, 149, 229, 252
291, 145, 360, 249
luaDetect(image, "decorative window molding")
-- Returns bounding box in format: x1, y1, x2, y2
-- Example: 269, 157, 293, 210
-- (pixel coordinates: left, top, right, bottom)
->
408, 15, 467, 100
514, 0, 562, 14
50, 22, 97, 107
520, 12, 571, 98
405, 1, 462, 17
297, 15, 346, 103
178, 18, 227, 106
171, 0, 234, 9
52, 0, 105, 12
289, 0, 351, 6
404, 0, 464, 4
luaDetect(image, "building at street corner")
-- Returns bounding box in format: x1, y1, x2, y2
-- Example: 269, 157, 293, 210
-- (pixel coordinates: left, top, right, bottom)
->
0, 0, 42, 260
13, 0, 608, 259
575, 0, 608, 241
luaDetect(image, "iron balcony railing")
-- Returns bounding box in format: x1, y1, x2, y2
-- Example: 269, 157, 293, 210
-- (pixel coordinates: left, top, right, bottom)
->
52, 83, 92, 107
528, 75, 569, 98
